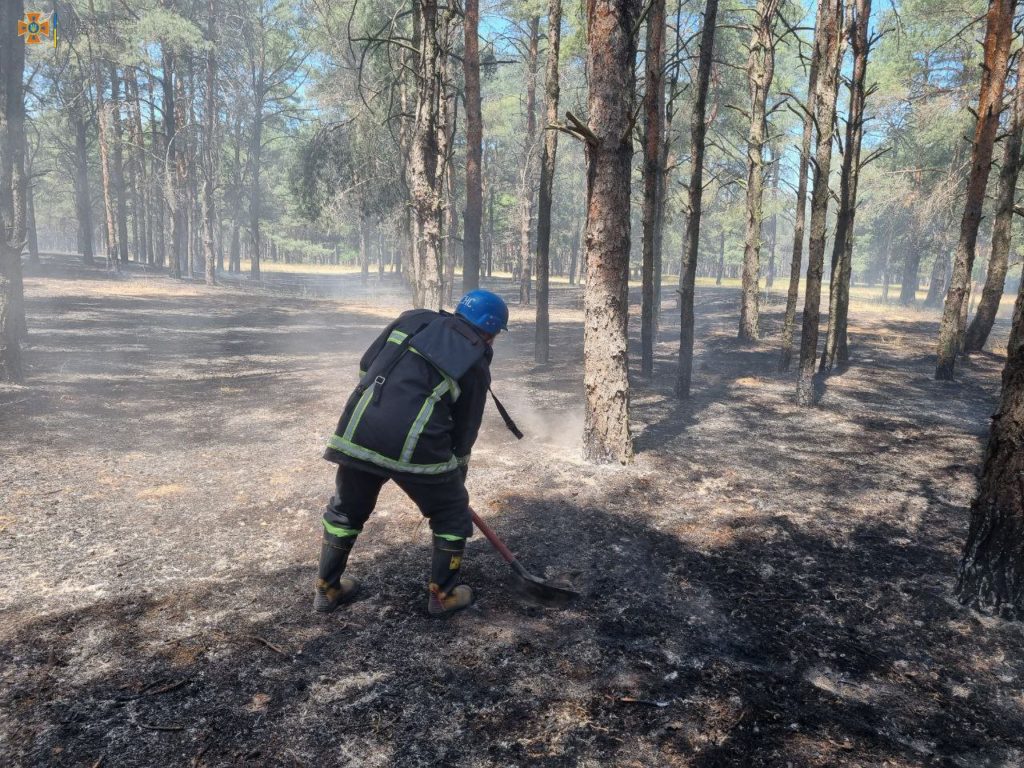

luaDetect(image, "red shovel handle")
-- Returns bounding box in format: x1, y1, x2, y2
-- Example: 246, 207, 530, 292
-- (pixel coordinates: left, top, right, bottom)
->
469, 507, 516, 564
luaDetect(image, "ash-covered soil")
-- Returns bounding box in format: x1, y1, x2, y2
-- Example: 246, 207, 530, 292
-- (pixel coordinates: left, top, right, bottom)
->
2, 259, 1023, 767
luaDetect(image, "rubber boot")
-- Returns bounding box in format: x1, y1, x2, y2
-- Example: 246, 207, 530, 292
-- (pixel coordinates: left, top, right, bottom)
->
314, 532, 359, 613
428, 536, 473, 617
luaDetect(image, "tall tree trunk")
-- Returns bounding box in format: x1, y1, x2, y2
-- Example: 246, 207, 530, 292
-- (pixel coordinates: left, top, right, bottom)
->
535, 0, 562, 364
780, 0, 824, 371
125, 69, 150, 266
900, 240, 923, 304
249, 114, 263, 279
407, 0, 445, 308
109, 66, 130, 264
519, 16, 540, 305
956, 270, 1024, 615
91, 49, 120, 270
25, 155, 38, 265
796, 0, 845, 406
823, 0, 872, 371
716, 229, 725, 285
937, 0, 1017, 378
163, 46, 185, 277
72, 106, 95, 266
462, 0, 482, 292
0, 0, 26, 381
677, 0, 720, 398
359, 210, 371, 284
203, 0, 218, 285
640, 0, 665, 376
925, 247, 951, 308
739, 0, 780, 342
765, 144, 779, 289
582, 0, 641, 463
438, 24, 458, 308
965, 51, 1024, 352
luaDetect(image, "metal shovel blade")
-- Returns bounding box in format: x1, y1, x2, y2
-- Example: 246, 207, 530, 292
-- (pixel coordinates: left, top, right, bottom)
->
510, 559, 579, 607
470, 507, 579, 608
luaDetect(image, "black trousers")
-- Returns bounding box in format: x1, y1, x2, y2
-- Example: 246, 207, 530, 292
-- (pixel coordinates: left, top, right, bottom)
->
323, 465, 473, 539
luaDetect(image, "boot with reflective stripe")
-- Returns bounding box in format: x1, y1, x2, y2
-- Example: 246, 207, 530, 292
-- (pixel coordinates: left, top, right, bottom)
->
314, 531, 359, 613
428, 536, 473, 617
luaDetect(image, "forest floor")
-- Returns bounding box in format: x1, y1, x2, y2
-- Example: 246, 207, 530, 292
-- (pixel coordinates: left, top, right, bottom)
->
2, 257, 1024, 767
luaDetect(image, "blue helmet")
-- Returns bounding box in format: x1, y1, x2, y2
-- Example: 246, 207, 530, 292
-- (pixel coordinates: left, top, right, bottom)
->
455, 289, 509, 336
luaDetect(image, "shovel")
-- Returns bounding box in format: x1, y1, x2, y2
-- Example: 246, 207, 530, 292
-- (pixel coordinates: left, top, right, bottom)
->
470, 507, 579, 607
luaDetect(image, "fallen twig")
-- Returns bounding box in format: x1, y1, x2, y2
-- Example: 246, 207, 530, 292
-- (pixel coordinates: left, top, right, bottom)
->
90, 757, 104, 768
139, 721, 185, 732
145, 679, 188, 696
248, 635, 286, 655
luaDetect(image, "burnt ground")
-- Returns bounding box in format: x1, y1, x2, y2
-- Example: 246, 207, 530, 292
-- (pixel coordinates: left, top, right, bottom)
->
2, 258, 1024, 767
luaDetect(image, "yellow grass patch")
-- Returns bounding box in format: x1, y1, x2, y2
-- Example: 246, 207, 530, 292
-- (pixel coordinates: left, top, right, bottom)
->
136, 484, 187, 499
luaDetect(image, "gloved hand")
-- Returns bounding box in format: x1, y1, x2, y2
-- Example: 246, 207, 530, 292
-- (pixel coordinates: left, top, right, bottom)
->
457, 455, 469, 481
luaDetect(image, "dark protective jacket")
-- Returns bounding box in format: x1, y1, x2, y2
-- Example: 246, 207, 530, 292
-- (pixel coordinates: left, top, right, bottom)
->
324, 309, 492, 480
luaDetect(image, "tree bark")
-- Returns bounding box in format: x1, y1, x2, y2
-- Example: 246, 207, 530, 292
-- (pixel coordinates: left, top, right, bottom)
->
519, 16, 540, 306
640, 0, 665, 376
407, 0, 445, 308
937, 0, 1017, 378
203, 0, 218, 285
462, 0, 482, 292
779, 0, 824, 371
25, 155, 38, 265
72, 103, 95, 266
965, 52, 1024, 352
956, 269, 1024, 616
739, 0, 780, 342
582, 0, 640, 463
91, 47, 120, 271
109, 66, 130, 264
677, 0, 720, 398
796, 0, 845, 406
535, 0, 562, 364
822, 0, 871, 371
0, 0, 26, 381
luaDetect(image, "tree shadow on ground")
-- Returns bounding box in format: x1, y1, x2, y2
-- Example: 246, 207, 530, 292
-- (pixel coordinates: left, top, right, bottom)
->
3, 493, 1023, 767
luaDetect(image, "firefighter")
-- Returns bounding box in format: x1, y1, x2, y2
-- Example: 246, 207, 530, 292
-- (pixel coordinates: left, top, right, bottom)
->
314, 289, 509, 617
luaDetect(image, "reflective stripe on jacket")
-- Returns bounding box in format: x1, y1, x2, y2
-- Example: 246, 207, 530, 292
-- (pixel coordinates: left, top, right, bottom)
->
324, 309, 492, 478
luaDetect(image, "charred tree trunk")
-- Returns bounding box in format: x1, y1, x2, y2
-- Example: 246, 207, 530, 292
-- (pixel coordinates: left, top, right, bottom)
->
965, 51, 1024, 352
823, 0, 872, 371
582, 0, 641, 463
677, 0, 720, 398
640, 0, 666, 375
0, 0, 26, 381
462, 0, 482, 292
796, 0, 845, 406
937, 0, 1017, 378
780, 0, 824, 371
739, 0, 781, 342
957, 272, 1024, 616
535, 0, 562, 364
519, 16, 540, 306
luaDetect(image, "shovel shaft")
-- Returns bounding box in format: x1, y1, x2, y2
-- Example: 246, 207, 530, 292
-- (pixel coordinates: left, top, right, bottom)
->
469, 507, 516, 565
